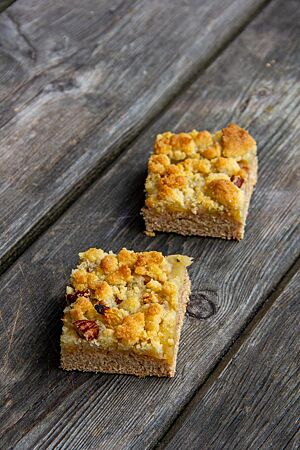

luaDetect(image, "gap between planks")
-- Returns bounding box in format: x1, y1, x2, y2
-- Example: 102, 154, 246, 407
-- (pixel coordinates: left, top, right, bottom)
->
155, 255, 300, 450
0, 0, 273, 276
0, 0, 16, 13
283, 428, 300, 450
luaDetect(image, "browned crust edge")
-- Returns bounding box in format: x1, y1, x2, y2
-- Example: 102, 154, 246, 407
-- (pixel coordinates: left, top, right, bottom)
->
60, 273, 191, 378
142, 157, 257, 240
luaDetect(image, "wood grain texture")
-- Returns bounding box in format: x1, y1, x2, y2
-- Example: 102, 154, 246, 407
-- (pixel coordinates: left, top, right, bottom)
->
160, 271, 300, 450
1, 0, 300, 448
0, 0, 268, 270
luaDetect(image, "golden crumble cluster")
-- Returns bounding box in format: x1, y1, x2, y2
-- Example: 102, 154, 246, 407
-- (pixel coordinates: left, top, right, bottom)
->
61, 248, 192, 363
145, 123, 257, 220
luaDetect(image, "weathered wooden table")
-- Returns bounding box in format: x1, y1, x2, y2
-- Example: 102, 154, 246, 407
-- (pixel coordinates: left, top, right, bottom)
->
0, 0, 299, 448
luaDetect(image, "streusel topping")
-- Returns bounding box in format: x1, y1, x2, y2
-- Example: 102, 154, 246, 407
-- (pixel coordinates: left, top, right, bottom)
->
144, 123, 256, 220
61, 248, 192, 363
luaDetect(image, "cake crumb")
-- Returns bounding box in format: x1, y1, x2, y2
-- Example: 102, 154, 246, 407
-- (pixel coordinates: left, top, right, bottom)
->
144, 230, 156, 237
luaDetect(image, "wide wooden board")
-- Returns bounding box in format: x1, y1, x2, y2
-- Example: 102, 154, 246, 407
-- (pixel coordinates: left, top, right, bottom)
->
0, 0, 268, 270
160, 271, 300, 450
1, 0, 300, 448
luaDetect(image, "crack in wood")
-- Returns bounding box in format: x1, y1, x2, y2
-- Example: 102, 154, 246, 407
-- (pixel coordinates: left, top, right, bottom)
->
5, 10, 37, 61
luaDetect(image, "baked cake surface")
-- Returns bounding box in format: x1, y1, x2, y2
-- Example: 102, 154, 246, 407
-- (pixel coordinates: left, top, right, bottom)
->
142, 123, 257, 240
61, 248, 192, 377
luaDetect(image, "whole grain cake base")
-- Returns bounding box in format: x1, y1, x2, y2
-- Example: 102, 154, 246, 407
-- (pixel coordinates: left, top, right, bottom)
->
142, 123, 258, 240
61, 248, 192, 377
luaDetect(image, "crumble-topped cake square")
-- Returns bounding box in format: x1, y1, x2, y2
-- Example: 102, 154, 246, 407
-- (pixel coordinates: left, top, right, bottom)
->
142, 123, 257, 240
60, 247, 192, 377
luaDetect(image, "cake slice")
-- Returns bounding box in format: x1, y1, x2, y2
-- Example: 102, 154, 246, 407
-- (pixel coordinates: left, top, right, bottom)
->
142, 123, 257, 240
61, 247, 192, 377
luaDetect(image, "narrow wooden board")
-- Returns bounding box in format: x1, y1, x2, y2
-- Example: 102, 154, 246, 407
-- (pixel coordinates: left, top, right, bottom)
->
160, 271, 300, 450
0, 0, 268, 270
1, 0, 300, 448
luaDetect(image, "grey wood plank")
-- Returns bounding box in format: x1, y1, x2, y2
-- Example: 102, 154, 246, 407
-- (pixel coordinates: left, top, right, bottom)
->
0, 0, 268, 271
1, 0, 300, 448
160, 271, 300, 450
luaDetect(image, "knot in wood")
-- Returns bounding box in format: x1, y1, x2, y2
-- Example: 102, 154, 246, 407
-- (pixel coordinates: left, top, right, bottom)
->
45, 77, 79, 93
187, 290, 218, 320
